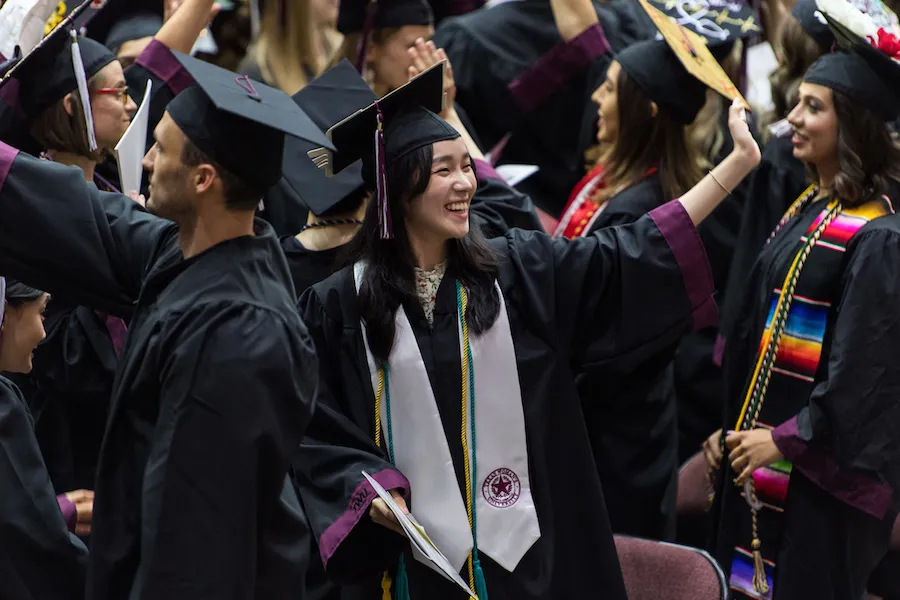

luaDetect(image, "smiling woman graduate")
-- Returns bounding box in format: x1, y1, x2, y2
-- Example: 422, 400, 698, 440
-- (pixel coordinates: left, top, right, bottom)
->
291, 61, 761, 599
707, 2, 900, 598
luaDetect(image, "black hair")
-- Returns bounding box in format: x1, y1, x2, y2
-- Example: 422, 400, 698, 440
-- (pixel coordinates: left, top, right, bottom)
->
344, 143, 500, 365
5, 280, 45, 308
180, 138, 266, 211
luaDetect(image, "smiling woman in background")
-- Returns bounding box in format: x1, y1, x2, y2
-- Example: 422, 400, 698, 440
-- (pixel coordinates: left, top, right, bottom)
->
706, 7, 900, 596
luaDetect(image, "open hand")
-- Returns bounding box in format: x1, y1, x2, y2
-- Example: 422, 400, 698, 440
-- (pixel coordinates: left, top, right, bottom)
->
727, 97, 761, 168
407, 39, 455, 118
64, 489, 94, 536
726, 429, 784, 486
369, 488, 409, 537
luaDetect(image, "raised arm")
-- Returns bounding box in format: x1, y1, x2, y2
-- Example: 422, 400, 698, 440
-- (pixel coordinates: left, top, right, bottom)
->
0, 143, 172, 316
500, 99, 759, 374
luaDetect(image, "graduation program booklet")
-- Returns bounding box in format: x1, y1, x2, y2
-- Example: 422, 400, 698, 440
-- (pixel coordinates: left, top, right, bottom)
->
115, 80, 152, 196
361, 471, 478, 598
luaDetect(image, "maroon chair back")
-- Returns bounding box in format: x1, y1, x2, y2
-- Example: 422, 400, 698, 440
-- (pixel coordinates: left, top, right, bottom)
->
614, 535, 728, 600
677, 451, 713, 516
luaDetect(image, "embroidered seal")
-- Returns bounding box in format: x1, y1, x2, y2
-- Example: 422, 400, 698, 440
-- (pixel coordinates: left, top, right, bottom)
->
482, 468, 521, 508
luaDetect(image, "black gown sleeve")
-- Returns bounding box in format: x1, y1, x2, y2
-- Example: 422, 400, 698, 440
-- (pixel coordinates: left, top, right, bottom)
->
0, 142, 173, 316
772, 223, 900, 519
500, 199, 716, 374
0, 377, 87, 600
130, 301, 316, 598
470, 159, 542, 236
292, 288, 410, 584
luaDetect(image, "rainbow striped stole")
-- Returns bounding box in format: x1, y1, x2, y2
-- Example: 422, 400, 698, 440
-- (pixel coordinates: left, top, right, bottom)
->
729, 196, 893, 600
755, 198, 894, 386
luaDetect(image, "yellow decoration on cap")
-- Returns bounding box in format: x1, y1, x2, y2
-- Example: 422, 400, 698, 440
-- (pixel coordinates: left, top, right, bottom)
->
638, 0, 751, 109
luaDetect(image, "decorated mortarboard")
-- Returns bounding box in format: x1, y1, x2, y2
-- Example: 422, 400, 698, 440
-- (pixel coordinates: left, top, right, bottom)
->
0, 0, 116, 151
642, 0, 762, 45
307, 61, 457, 237
164, 51, 334, 190
338, 0, 434, 71
802, 0, 900, 119
283, 60, 378, 216
632, 0, 749, 111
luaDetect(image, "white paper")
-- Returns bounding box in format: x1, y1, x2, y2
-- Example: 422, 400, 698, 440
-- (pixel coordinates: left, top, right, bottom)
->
494, 164, 539, 188
362, 471, 478, 598
746, 42, 778, 115
114, 80, 152, 196
0, 0, 57, 59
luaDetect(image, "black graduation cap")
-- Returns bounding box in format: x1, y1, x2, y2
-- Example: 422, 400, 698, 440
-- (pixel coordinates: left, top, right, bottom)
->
337, 0, 434, 34
642, 0, 762, 45
164, 51, 334, 190
338, 0, 434, 71
792, 0, 834, 50
9, 29, 115, 119
615, 39, 709, 124
0, 0, 115, 152
282, 60, 378, 216
309, 61, 457, 236
105, 12, 164, 55
803, 10, 900, 120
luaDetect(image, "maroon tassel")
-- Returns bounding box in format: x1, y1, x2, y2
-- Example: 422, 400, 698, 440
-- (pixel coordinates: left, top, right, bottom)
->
375, 104, 392, 239
355, 0, 378, 73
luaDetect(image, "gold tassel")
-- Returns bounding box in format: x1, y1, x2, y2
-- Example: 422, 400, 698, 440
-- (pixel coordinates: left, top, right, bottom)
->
751, 538, 769, 595
381, 571, 392, 600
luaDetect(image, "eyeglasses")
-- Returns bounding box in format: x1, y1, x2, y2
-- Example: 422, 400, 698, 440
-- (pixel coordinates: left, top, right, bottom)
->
95, 87, 131, 106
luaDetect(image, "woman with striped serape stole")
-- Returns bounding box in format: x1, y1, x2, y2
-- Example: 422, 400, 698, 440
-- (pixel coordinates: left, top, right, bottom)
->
706, 6, 900, 599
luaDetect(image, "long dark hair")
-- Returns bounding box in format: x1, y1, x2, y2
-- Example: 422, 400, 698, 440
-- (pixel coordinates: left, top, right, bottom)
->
598, 66, 704, 203
807, 90, 900, 208
345, 143, 500, 365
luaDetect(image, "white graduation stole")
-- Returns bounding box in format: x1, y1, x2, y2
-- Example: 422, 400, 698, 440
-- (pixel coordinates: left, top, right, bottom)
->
354, 263, 541, 574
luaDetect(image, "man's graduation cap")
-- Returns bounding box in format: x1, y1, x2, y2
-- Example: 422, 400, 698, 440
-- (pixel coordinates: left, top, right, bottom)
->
803, 0, 900, 119
338, 0, 434, 70
283, 60, 378, 216
0, 0, 116, 151
632, 0, 749, 111
308, 61, 457, 236
165, 51, 334, 190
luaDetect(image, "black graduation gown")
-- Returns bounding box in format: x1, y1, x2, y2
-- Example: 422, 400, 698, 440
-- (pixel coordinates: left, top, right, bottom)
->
713, 199, 900, 600
14, 302, 119, 494
435, 0, 653, 215
575, 174, 678, 541
293, 199, 717, 599
0, 375, 88, 600
14, 41, 190, 498
0, 144, 318, 600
